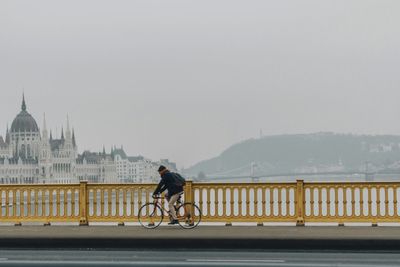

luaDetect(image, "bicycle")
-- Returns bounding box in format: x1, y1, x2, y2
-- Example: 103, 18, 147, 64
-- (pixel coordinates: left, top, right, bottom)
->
138, 193, 201, 229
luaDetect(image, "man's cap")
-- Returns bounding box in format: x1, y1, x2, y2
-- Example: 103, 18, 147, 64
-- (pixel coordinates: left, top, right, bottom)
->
158, 165, 167, 172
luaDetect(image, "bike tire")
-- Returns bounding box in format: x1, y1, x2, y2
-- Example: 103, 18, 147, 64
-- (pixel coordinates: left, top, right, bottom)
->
138, 203, 163, 229
176, 202, 202, 229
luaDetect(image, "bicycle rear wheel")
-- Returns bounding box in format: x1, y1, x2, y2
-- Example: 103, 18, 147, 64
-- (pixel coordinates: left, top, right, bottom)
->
176, 202, 201, 229
138, 203, 163, 229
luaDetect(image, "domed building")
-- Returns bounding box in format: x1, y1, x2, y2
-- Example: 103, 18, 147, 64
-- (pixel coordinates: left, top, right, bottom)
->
9, 95, 41, 159
0, 95, 170, 185
0, 95, 117, 184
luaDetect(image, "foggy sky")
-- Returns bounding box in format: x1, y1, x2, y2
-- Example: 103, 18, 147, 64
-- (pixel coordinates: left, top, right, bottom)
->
1, 0, 399, 168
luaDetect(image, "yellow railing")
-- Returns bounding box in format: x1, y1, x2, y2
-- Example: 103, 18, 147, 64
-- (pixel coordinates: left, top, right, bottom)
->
1, 180, 400, 226
0, 183, 80, 224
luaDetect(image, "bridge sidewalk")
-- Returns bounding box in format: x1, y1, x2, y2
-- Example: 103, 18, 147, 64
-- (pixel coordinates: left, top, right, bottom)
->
1, 226, 400, 250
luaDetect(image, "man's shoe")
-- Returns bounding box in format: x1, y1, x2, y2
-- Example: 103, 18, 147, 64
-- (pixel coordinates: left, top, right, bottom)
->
168, 220, 179, 225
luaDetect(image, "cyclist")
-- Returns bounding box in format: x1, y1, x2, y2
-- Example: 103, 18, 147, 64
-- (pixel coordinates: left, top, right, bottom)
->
152, 165, 184, 225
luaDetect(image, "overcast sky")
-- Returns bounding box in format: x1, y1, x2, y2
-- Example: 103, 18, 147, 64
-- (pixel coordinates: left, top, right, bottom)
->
1, 0, 399, 168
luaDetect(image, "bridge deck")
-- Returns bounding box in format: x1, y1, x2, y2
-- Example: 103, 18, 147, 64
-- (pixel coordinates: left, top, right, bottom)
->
2, 225, 400, 250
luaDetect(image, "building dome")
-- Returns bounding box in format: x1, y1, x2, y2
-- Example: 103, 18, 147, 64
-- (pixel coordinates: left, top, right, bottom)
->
10, 96, 39, 133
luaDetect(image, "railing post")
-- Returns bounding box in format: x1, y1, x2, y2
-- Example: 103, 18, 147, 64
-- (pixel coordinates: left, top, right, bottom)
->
184, 180, 194, 203
296, 179, 305, 226
184, 180, 195, 225
79, 181, 89, 226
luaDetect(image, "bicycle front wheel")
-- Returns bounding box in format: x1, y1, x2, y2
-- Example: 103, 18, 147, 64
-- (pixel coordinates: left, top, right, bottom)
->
138, 203, 163, 229
176, 202, 201, 229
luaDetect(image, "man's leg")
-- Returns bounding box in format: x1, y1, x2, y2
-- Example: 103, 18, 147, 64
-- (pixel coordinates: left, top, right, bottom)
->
168, 193, 180, 221
164, 193, 173, 222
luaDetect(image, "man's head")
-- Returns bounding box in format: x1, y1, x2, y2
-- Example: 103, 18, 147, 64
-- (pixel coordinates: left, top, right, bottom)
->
158, 165, 168, 176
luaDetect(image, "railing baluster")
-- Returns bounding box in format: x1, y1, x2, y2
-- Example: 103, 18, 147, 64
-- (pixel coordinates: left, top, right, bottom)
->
222, 187, 227, 217
198, 188, 204, 217
4, 190, 9, 218
229, 187, 234, 218
318, 187, 323, 217
351, 187, 355, 217
22, 189, 26, 217
206, 187, 211, 218
377, 186, 381, 217
326, 187, 331, 217
310, 187, 315, 217
254, 187, 259, 218
12, 189, 17, 218
93, 188, 98, 217
130, 189, 135, 217
145, 188, 150, 217
277, 187, 282, 217
368, 186, 372, 218
57, 189, 61, 218
286, 187, 290, 217
108, 188, 112, 218
261, 187, 266, 217
394, 186, 398, 217
214, 188, 219, 218
137, 188, 142, 217
42, 190, 46, 217
238, 187, 243, 217
98, 188, 103, 217
267, 187, 272, 217
360, 187, 365, 217
122, 188, 127, 218
35, 189, 39, 218
343, 187, 348, 218
28, 189, 32, 218
115, 188, 120, 217
334, 187, 339, 218
385, 186, 389, 217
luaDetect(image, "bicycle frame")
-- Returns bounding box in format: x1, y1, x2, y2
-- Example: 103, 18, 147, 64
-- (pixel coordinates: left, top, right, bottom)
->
138, 195, 200, 229
152, 196, 192, 223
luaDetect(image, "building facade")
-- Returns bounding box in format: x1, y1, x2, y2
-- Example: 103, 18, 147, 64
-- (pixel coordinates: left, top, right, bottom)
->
113, 148, 161, 183
0, 96, 117, 184
0, 96, 176, 184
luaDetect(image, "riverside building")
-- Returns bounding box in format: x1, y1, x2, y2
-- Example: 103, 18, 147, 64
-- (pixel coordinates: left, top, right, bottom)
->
0, 96, 175, 184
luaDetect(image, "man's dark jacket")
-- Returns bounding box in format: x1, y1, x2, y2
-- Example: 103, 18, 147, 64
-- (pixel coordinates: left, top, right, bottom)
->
153, 171, 184, 196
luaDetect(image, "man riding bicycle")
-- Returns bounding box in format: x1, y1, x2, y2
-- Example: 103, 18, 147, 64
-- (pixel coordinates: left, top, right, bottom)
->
152, 165, 184, 225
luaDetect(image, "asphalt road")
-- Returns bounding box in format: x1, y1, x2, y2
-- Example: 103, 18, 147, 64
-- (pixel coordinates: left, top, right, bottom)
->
0, 250, 400, 267
2, 226, 400, 250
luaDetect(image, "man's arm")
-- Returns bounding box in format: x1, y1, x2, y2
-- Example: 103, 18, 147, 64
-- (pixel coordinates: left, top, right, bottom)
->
153, 178, 166, 195
159, 184, 167, 193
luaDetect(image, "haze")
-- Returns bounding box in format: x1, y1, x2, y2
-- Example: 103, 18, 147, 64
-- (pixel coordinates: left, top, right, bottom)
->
1, 0, 399, 168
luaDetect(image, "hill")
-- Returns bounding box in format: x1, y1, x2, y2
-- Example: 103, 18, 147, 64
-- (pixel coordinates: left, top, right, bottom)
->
185, 133, 400, 177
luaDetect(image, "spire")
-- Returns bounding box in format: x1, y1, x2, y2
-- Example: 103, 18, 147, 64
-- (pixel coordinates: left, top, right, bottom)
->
61, 127, 64, 140
5, 124, 10, 144
50, 130, 53, 141
65, 115, 72, 140
43, 113, 47, 130
21, 93, 27, 111
102, 145, 106, 156
72, 129, 76, 147
42, 113, 48, 140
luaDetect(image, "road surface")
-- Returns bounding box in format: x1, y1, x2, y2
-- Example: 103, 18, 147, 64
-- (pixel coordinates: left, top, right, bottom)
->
0, 250, 400, 266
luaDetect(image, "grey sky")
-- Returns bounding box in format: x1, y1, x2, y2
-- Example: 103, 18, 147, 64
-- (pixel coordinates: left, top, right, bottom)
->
1, 0, 399, 168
